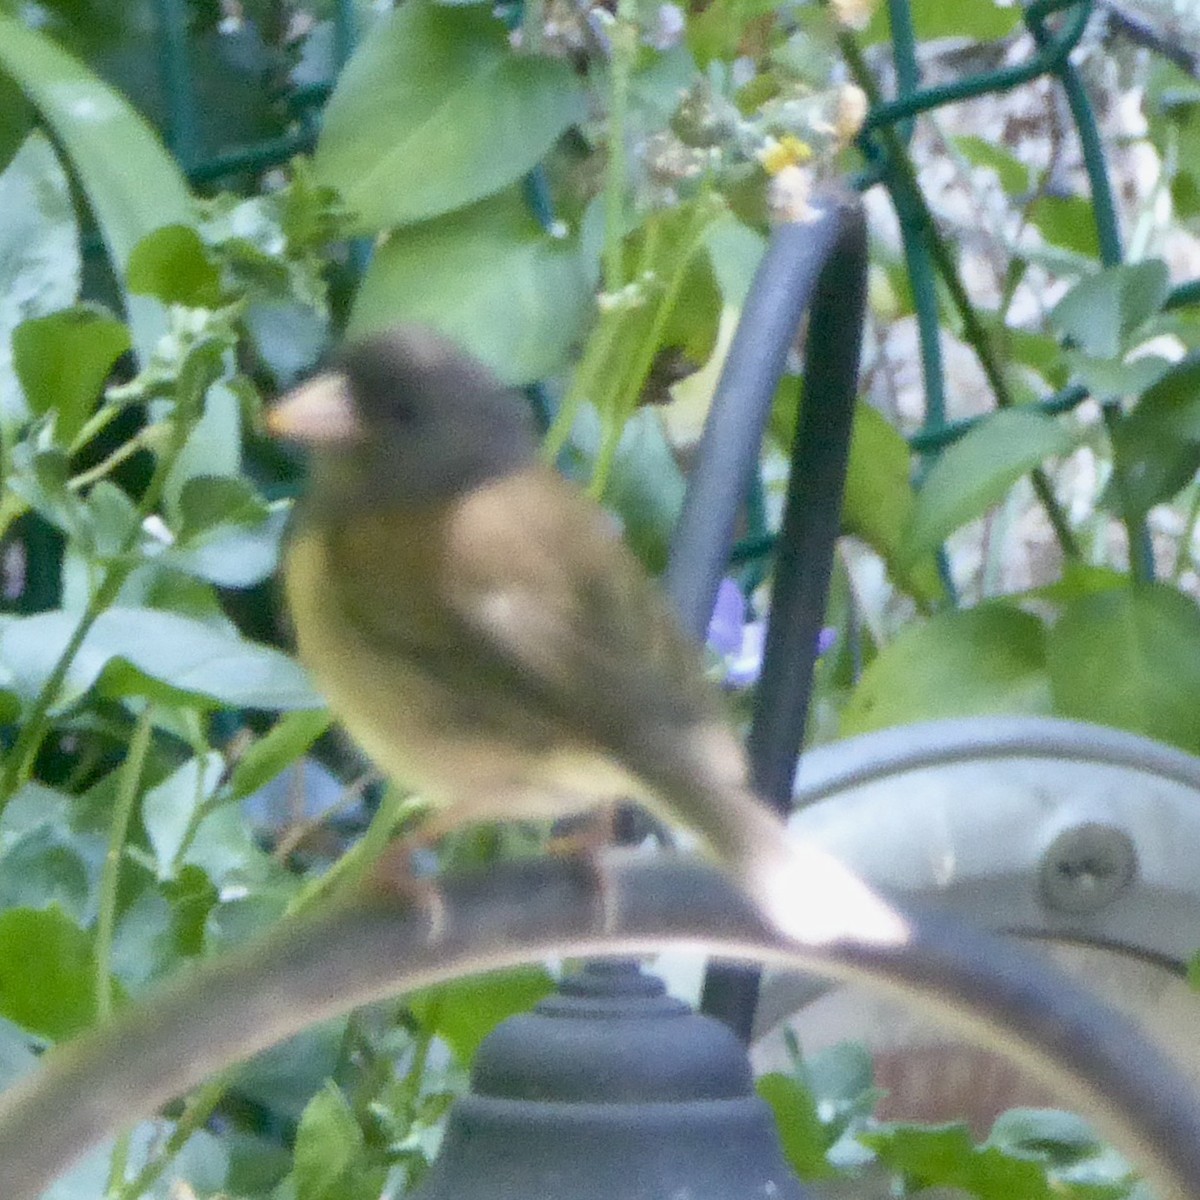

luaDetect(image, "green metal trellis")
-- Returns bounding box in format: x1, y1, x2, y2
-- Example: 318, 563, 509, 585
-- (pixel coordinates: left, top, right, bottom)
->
143, 0, 1191, 590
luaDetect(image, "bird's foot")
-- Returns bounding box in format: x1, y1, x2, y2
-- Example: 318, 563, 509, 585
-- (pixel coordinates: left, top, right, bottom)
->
367, 838, 449, 941
547, 827, 621, 934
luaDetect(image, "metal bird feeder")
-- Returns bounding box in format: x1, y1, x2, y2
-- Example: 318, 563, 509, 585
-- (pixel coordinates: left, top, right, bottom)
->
410, 189, 868, 1199
412, 960, 808, 1200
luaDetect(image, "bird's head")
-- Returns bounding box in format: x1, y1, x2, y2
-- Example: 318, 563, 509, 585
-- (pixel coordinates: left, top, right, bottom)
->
267, 326, 538, 511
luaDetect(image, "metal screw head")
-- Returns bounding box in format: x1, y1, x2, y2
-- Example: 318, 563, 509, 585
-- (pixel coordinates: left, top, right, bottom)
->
1038, 822, 1138, 916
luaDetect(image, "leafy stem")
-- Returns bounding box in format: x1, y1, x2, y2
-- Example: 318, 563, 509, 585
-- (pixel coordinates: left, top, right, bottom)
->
67, 428, 152, 493
111, 1077, 228, 1200
540, 307, 624, 463
0, 351, 219, 811
588, 197, 722, 500
602, 0, 638, 296
98, 703, 154, 1196
110, 783, 419, 1199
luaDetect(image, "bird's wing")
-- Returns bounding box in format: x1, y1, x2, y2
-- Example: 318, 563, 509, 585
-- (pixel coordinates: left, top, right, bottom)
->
437, 471, 731, 748
325, 470, 729, 751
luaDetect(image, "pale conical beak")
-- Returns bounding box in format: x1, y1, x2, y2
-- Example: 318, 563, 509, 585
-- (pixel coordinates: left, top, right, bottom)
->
266, 373, 362, 444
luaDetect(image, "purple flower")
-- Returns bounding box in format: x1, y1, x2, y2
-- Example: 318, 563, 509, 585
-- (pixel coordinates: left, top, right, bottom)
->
725, 620, 766, 689
707, 578, 746, 657
707, 578, 838, 691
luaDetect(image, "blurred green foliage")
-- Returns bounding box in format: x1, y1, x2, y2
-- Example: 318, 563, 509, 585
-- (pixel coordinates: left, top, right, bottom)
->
0, 0, 1198, 1195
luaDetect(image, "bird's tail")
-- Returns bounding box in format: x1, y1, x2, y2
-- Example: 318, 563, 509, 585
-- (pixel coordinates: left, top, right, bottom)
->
640, 730, 909, 950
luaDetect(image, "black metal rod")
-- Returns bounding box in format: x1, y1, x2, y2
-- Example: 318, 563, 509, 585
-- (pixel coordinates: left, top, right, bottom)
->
664, 202, 844, 640
665, 191, 868, 1040
746, 197, 867, 807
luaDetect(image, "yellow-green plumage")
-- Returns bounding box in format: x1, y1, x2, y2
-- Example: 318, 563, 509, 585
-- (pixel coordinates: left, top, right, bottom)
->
283, 466, 742, 828
271, 326, 793, 883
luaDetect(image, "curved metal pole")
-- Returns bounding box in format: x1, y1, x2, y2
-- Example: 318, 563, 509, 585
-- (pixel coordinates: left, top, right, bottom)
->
664, 193, 848, 641
665, 190, 869, 1037
2, 856, 1200, 1200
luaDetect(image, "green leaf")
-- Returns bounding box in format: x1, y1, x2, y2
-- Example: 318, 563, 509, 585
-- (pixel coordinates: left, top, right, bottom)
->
293, 1083, 364, 1200
163, 380, 244, 514
126, 224, 223, 308
85, 480, 139, 558
0, 825, 97, 923
864, 0, 1020, 43
863, 1122, 1052, 1200
1027, 194, 1101, 260
0, 14, 194, 355
1046, 583, 1200, 753
176, 475, 269, 541
569, 405, 685, 573
5, 443, 86, 538
162, 864, 219, 959
1023, 563, 1128, 604
142, 753, 225, 879
313, 0, 585, 231
842, 401, 944, 606
1064, 350, 1171, 404
1149, 64, 1200, 220
1003, 326, 1070, 391
903, 410, 1079, 561
0, 132, 79, 427
987, 1108, 1102, 1164
166, 506, 289, 588
861, 1122, 976, 1181
805, 1042, 880, 1124
229, 710, 332, 802
12, 305, 130, 445
0, 607, 321, 712
757, 1072, 835, 1179
0, 782, 73, 847
703, 214, 765, 307
1105, 354, 1200, 519
624, 199, 723, 363
0, 60, 33, 174
841, 605, 1051, 735
410, 965, 555, 1062
109, 882, 179, 989
608, 415, 686, 574
952, 135, 1031, 196
180, 803, 274, 888
348, 189, 589, 386
0, 907, 105, 1039
686, 0, 779, 64
1049, 261, 1171, 359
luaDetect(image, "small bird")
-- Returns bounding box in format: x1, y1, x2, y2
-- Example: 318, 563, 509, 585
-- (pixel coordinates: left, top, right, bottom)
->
267, 326, 898, 939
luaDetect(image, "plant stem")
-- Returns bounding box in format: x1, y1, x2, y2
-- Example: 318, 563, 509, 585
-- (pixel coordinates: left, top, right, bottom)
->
112, 1078, 228, 1200
601, 1, 637, 296
95, 707, 155, 1022
68, 431, 150, 493
111, 785, 418, 1199
541, 310, 623, 463
588, 198, 720, 499
99, 705, 154, 1196
0, 408, 194, 811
